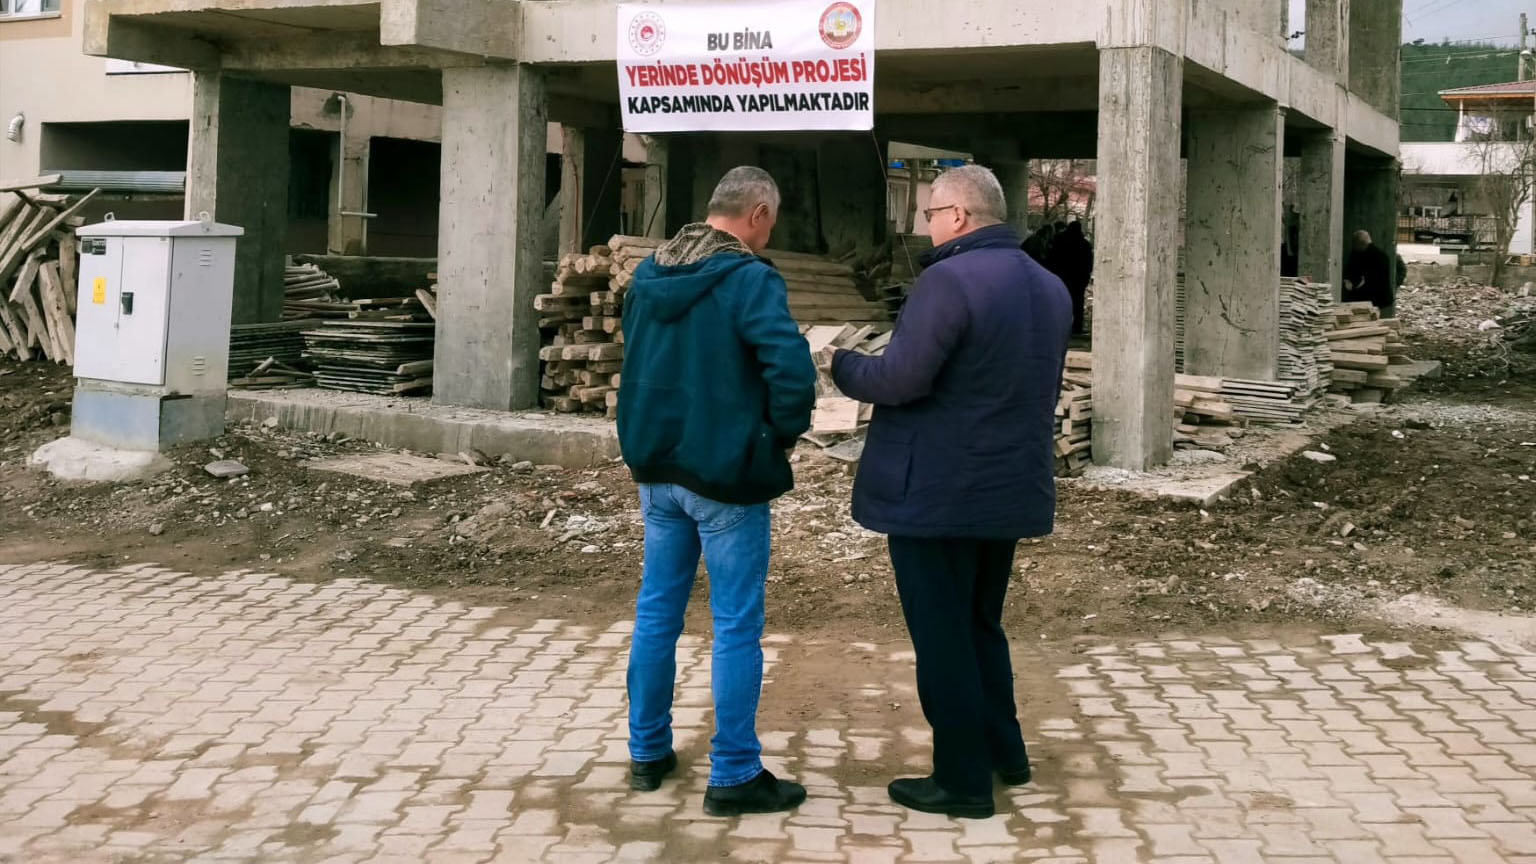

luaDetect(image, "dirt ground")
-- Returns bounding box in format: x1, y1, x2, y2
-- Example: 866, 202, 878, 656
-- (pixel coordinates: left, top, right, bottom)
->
0, 281, 1532, 644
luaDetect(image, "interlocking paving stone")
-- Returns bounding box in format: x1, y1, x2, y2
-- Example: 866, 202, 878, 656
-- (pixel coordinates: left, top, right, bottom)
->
7, 563, 1536, 862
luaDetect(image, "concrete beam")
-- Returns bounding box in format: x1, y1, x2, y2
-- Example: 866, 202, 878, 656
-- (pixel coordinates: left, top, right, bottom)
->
1344, 92, 1400, 158
222, 33, 478, 72
1099, 0, 1184, 52
435, 64, 549, 411
1091, 47, 1181, 471
379, 0, 518, 58
186, 73, 290, 325
1298, 130, 1346, 296
518, 0, 1103, 64
1183, 106, 1284, 381
81, 7, 221, 69
875, 76, 1100, 115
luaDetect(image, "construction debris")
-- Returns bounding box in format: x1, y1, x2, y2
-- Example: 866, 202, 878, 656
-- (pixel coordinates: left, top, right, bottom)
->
0, 180, 96, 365
539, 245, 622, 415
282, 259, 433, 322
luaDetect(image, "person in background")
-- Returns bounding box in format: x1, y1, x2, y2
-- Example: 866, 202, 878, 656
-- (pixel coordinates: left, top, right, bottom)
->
820, 165, 1072, 819
1021, 224, 1053, 265
1343, 229, 1395, 318
618, 166, 816, 816
1044, 221, 1094, 335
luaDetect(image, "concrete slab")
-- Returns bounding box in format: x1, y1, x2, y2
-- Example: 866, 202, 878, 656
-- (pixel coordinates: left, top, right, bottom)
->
306, 453, 490, 486
227, 389, 619, 469
27, 436, 173, 483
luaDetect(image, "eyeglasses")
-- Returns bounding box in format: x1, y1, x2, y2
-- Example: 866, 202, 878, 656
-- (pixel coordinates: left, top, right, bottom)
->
922, 204, 963, 221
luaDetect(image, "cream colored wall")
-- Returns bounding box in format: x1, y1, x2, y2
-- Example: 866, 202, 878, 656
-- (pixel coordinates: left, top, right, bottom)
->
0, 0, 192, 183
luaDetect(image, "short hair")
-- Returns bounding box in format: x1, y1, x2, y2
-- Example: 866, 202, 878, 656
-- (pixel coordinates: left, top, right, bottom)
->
708, 166, 780, 218
1354, 230, 1373, 244
931, 164, 1007, 225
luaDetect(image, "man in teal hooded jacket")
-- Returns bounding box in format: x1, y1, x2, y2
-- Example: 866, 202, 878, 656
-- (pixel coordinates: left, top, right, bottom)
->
618, 166, 816, 816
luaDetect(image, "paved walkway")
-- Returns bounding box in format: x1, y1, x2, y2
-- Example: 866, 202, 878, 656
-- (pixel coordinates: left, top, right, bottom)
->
3, 564, 1536, 863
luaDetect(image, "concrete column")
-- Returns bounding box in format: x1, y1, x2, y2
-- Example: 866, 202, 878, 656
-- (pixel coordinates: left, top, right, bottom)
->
1091, 47, 1182, 471
994, 161, 1031, 237
1227, 0, 1286, 44
186, 72, 290, 325
1349, 0, 1402, 118
558, 126, 585, 256
435, 64, 548, 411
1298, 130, 1346, 298
641, 135, 668, 238
1344, 155, 1400, 284
328, 114, 370, 256
1305, 0, 1350, 81
557, 127, 623, 254
1183, 106, 1284, 381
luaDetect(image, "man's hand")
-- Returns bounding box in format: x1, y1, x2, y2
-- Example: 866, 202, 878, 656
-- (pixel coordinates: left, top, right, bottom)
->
816, 345, 840, 372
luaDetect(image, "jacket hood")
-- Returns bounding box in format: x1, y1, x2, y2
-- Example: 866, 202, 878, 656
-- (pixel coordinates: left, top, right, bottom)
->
631, 252, 761, 322
919, 223, 1024, 268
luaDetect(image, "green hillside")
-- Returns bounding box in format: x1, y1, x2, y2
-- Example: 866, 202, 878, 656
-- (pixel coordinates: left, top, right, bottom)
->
1402, 41, 1523, 142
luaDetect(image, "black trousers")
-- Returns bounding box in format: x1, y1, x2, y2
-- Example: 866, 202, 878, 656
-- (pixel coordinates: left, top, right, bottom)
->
888, 536, 1029, 796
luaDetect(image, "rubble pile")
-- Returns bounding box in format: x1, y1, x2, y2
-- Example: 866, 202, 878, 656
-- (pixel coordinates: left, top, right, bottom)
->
1397, 279, 1536, 375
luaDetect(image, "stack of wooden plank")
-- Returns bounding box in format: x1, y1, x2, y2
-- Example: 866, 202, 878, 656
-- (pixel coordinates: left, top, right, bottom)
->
1324, 302, 1414, 403
1217, 377, 1303, 424
1278, 278, 1333, 404
537, 247, 622, 414
1064, 352, 1245, 453
229, 320, 318, 387
302, 321, 434, 395
1055, 380, 1093, 476
0, 178, 96, 365
1174, 273, 1187, 372
282, 260, 433, 322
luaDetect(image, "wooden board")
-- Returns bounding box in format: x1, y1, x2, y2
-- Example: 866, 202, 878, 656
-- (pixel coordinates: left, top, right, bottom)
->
37, 261, 74, 366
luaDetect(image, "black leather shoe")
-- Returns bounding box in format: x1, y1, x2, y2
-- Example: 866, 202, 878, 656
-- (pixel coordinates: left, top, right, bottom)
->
888, 776, 995, 819
629, 751, 677, 791
703, 769, 807, 816
996, 762, 1032, 786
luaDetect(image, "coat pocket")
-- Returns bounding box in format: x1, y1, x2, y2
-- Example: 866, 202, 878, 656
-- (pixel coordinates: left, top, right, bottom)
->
858, 426, 914, 503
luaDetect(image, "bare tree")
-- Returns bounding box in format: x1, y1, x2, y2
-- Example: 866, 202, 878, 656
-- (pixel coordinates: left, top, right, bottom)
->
1468, 112, 1536, 287
1031, 160, 1096, 227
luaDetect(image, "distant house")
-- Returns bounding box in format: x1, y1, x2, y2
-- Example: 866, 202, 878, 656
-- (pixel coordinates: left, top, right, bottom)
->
1400, 80, 1536, 256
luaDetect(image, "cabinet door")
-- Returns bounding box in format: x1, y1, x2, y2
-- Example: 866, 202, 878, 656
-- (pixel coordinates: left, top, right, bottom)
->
115, 237, 172, 386
73, 237, 124, 381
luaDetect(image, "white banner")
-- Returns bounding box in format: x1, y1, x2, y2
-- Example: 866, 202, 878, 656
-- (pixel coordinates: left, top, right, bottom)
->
617, 0, 875, 133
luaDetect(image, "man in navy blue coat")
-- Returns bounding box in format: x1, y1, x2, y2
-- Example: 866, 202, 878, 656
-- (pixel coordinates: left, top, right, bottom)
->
825, 165, 1072, 819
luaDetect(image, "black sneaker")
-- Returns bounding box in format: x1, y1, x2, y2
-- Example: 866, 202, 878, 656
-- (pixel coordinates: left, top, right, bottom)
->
703, 769, 807, 816
996, 762, 1032, 786
629, 751, 677, 791
888, 776, 995, 819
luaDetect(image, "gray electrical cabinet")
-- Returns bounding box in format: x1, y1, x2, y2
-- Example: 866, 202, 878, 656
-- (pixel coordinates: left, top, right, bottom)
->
71, 217, 243, 451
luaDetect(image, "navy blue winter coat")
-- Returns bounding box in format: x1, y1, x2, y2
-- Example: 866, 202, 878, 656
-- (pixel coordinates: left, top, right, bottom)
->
831, 224, 1072, 539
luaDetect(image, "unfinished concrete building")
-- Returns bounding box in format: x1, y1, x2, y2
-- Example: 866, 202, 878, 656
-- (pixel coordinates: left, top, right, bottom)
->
82, 0, 1402, 471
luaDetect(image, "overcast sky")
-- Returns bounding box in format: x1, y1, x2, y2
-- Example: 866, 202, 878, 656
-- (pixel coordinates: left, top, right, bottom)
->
1288, 0, 1530, 44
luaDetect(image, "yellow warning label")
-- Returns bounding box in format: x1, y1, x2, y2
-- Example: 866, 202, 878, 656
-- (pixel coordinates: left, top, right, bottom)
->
92, 278, 106, 305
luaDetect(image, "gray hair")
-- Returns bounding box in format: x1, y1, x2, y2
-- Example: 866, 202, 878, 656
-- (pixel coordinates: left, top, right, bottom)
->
1353, 229, 1373, 244
932, 164, 1007, 226
708, 166, 781, 218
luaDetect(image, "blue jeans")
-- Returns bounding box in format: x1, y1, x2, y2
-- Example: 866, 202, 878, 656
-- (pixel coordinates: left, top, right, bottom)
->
628, 483, 771, 788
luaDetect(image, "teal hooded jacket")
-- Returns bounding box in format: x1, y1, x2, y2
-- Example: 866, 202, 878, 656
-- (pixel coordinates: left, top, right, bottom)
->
618, 250, 816, 505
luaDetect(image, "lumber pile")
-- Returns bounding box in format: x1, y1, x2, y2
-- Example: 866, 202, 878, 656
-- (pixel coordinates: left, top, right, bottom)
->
1278, 278, 1333, 405
538, 246, 622, 415
282, 259, 433, 322
0, 180, 96, 365
1324, 302, 1414, 404
302, 321, 434, 395
1055, 369, 1093, 477
229, 320, 318, 388
802, 323, 892, 441
1064, 352, 1246, 456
